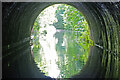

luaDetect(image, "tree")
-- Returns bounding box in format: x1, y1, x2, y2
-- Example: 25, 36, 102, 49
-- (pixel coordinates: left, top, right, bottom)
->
53, 5, 65, 29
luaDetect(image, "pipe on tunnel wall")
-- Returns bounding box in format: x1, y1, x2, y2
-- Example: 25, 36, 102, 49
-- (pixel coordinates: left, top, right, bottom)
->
2, 2, 120, 79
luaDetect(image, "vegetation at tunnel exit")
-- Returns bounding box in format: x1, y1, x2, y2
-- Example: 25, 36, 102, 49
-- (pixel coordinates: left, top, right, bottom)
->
31, 4, 93, 78
53, 4, 93, 45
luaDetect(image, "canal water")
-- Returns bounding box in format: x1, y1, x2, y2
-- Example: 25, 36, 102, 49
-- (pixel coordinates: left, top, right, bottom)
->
32, 25, 89, 78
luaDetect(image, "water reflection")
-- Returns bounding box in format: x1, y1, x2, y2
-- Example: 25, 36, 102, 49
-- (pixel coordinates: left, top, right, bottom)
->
38, 26, 60, 78
36, 25, 89, 78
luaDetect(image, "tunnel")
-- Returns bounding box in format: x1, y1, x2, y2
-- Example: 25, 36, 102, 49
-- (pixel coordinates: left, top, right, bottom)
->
2, 2, 120, 79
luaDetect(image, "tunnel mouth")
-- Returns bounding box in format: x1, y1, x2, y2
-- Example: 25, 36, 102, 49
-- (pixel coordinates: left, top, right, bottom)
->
30, 4, 93, 78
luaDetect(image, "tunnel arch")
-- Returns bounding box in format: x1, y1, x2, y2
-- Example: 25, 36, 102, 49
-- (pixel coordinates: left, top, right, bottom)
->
2, 2, 120, 79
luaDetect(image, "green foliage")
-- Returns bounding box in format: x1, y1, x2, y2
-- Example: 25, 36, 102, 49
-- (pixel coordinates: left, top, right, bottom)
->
31, 4, 93, 78
32, 17, 40, 45
55, 4, 93, 46
31, 17, 41, 64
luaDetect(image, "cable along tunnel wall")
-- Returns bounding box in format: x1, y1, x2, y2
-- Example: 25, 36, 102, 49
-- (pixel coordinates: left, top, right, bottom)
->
2, 2, 120, 79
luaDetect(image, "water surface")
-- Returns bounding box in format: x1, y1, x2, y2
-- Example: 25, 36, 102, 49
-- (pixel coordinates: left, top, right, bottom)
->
33, 26, 89, 78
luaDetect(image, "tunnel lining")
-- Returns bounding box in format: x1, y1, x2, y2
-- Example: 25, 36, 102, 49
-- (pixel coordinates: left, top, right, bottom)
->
2, 2, 120, 78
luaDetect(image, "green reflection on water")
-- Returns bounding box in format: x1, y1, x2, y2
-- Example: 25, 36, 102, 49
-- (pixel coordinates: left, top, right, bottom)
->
32, 27, 90, 78
54, 30, 89, 78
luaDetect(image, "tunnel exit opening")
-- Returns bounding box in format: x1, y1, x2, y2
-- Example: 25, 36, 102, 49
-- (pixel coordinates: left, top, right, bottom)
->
30, 4, 93, 78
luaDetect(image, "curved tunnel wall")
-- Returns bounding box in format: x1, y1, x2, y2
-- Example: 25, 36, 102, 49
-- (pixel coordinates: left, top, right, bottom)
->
2, 2, 120, 79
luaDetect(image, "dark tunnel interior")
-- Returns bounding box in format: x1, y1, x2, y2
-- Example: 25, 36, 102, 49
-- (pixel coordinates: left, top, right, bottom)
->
2, 2, 120, 79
